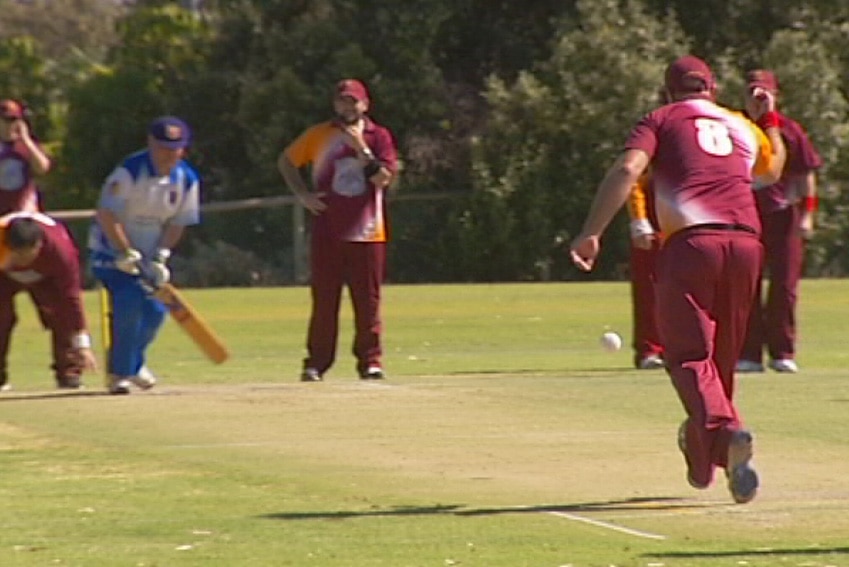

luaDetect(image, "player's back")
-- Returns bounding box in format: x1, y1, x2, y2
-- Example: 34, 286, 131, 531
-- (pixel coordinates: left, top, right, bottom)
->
636, 99, 762, 236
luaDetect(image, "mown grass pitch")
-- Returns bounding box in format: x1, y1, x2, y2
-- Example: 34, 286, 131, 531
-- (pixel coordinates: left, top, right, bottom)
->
1, 281, 848, 566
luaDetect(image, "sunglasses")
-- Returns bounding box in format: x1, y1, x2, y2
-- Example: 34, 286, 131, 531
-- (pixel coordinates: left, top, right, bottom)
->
1, 116, 17, 123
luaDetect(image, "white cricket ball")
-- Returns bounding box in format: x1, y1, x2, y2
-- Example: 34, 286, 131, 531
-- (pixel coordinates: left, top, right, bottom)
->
600, 331, 623, 352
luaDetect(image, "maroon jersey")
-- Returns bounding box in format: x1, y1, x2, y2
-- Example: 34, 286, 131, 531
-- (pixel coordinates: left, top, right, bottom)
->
0, 140, 42, 215
285, 118, 398, 242
753, 113, 822, 214
0, 212, 85, 332
625, 98, 779, 237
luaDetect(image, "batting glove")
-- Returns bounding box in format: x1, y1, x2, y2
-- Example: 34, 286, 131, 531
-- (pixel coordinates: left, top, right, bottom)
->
148, 262, 171, 287
115, 248, 142, 275
150, 248, 171, 287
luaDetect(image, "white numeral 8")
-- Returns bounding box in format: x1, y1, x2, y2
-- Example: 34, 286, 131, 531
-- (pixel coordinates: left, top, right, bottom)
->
695, 118, 733, 156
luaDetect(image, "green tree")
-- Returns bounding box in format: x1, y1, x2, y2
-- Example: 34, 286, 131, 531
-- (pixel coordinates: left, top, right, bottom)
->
56, 4, 213, 210
0, 36, 52, 136
452, 0, 688, 281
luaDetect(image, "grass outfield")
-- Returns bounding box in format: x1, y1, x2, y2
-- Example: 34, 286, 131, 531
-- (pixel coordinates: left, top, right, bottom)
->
1, 281, 849, 567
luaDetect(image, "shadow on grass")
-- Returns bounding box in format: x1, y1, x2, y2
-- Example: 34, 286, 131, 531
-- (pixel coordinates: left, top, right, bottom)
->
260, 496, 714, 521
445, 368, 650, 377
645, 547, 849, 559
0, 390, 111, 402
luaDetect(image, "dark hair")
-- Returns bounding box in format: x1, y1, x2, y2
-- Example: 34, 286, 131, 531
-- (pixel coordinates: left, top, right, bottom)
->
5, 217, 44, 250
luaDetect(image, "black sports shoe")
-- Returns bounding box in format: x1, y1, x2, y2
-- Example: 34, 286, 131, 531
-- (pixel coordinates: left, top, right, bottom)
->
358, 366, 384, 380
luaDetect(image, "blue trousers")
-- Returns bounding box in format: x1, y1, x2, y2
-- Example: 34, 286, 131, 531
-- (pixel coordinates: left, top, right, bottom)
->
94, 267, 167, 377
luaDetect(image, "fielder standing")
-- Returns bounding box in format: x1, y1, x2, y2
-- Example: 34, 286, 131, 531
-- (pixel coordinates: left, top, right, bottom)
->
0, 99, 50, 214
278, 79, 398, 382
88, 116, 200, 395
570, 55, 786, 503
736, 70, 823, 374
627, 172, 664, 370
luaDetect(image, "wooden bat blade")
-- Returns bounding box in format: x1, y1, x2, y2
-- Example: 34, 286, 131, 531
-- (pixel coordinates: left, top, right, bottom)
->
153, 284, 229, 364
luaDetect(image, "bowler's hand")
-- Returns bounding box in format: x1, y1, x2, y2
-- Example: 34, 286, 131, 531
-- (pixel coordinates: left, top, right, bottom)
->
570, 234, 601, 272
115, 249, 142, 275
298, 191, 327, 215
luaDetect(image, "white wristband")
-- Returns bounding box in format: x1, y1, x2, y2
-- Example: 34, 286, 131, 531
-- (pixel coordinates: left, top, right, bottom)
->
72, 333, 92, 350
629, 218, 656, 238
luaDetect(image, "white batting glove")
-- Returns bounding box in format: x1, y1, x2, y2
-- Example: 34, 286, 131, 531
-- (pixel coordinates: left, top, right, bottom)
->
115, 248, 142, 275
149, 248, 171, 287
154, 248, 171, 264
149, 261, 171, 287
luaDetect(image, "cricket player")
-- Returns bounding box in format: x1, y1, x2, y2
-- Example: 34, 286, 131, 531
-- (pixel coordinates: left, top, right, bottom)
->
0, 212, 98, 391
88, 116, 200, 395
277, 79, 398, 382
627, 172, 664, 370
570, 55, 786, 503
0, 99, 50, 215
736, 70, 823, 374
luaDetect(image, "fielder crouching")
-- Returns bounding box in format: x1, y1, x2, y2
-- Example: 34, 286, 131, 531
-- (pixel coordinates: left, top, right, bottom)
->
0, 212, 98, 391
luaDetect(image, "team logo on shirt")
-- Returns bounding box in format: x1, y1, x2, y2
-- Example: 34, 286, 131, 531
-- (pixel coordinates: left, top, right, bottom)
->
332, 156, 366, 197
108, 181, 120, 195
168, 190, 179, 205
0, 157, 25, 191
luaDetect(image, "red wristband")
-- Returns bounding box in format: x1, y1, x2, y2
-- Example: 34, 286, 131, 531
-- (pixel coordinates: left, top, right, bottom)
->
803, 195, 818, 212
757, 111, 781, 130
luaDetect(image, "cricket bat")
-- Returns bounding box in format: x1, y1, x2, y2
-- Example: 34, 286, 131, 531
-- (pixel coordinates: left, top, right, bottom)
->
153, 283, 229, 364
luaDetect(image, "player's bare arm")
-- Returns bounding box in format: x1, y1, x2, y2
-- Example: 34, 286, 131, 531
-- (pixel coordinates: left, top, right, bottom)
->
339, 122, 393, 187
11, 119, 51, 175
796, 171, 817, 239
158, 224, 185, 251
749, 89, 787, 185
571, 149, 650, 271
96, 209, 133, 252
277, 152, 326, 215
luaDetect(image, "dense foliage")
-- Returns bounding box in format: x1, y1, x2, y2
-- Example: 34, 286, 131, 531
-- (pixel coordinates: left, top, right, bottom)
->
2, 0, 848, 284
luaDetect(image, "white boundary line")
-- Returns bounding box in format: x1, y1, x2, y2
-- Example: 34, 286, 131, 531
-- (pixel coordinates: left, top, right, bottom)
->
547, 511, 667, 540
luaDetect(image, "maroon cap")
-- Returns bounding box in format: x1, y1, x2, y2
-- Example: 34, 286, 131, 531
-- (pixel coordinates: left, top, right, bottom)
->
664, 55, 714, 95
0, 99, 24, 119
335, 79, 369, 103
746, 69, 778, 93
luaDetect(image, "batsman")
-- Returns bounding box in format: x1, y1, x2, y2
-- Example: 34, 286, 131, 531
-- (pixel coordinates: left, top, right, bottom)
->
88, 116, 201, 395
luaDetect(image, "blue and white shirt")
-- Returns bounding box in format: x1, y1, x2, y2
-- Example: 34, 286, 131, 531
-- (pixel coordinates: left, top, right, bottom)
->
88, 150, 200, 261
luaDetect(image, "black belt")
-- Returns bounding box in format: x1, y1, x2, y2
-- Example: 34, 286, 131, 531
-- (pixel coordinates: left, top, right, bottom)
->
693, 223, 758, 235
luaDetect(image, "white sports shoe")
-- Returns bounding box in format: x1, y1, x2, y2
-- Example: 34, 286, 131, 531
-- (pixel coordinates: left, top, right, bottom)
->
735, 360, 765, 373
0, 383, 11, 392
638, 354, 665, 370
769, 358, 799, 373
129, 366, 157, 390
109, 376, 131, 395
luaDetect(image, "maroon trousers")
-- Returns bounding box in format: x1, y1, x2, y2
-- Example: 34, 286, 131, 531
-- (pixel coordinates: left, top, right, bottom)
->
655, 227, 763, 486
0, 276, 83, 382
740, 206, 803, 363
305, 233, 385, 375
630, 242, 664, 367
